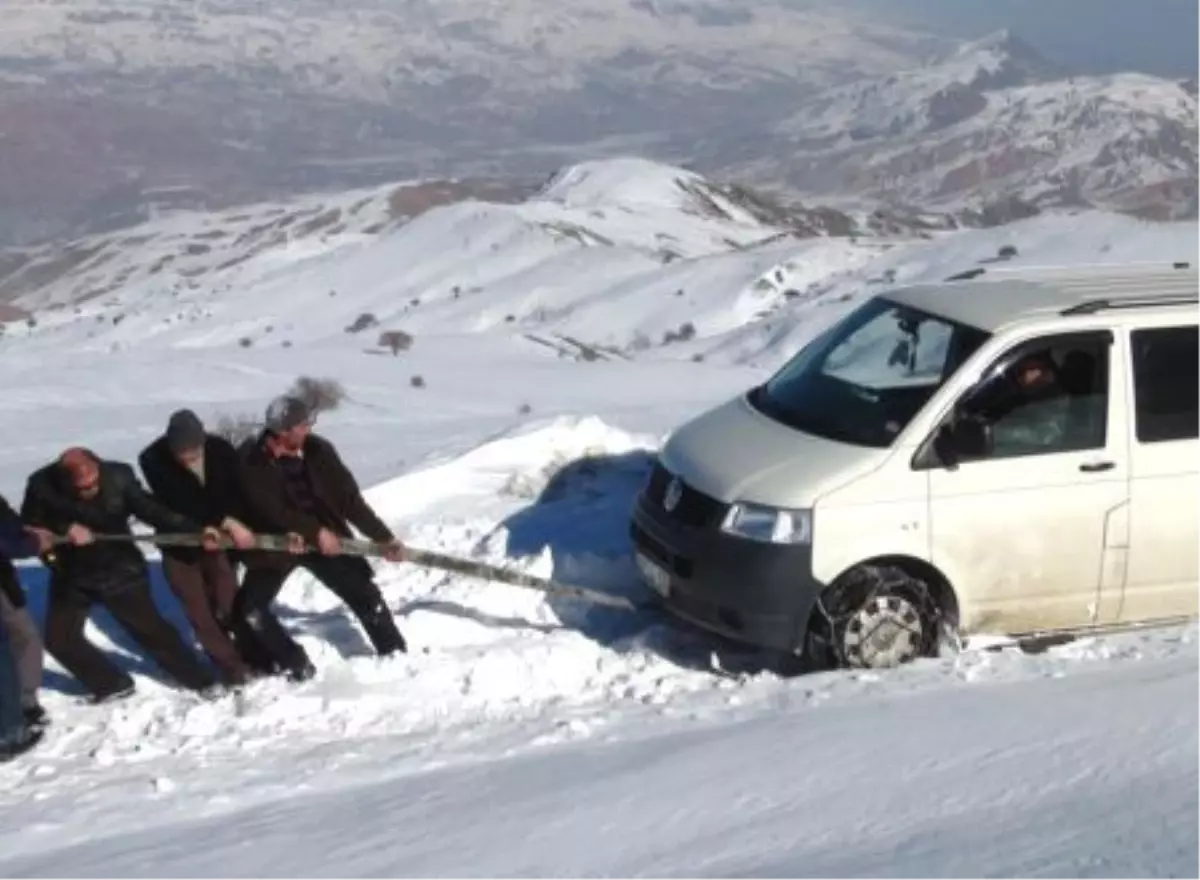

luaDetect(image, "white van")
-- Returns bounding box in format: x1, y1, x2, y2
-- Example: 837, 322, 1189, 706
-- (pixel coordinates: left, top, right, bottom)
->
631, 263, 1199, 669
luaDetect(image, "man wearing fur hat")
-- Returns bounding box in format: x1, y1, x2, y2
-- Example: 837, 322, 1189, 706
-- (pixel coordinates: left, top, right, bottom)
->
231, 396, 408, 682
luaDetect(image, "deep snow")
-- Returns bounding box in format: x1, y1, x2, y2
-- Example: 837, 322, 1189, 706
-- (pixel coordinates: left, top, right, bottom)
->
0, 159, 1196, 876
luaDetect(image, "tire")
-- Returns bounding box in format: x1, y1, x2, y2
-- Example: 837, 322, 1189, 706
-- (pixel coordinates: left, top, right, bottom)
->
808, 564, 946, 670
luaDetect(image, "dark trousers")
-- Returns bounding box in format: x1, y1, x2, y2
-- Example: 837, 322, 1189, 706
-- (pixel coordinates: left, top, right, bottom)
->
0, 619, 24, 744
44, 574, 217, 701
162, 553, 250, 686
0, 592, 41, 709
231, 555, 406, 677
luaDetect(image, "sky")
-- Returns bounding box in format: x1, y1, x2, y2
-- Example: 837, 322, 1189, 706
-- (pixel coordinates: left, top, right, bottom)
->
845, 0, 1198, 78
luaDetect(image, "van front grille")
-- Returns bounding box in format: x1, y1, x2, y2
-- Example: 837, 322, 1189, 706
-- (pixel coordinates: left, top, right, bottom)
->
644, 461, 727, 529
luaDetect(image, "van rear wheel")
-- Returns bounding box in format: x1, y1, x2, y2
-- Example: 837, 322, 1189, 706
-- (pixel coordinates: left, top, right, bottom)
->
812, 564, 944, 670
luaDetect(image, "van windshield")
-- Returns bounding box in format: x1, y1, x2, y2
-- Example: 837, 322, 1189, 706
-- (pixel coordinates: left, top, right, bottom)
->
748, 296, 991, 448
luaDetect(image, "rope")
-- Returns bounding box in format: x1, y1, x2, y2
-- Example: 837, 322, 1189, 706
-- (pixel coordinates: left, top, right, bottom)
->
43, 531, 649, 612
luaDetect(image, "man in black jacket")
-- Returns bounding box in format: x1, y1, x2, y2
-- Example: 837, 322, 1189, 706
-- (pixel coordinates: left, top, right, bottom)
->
21, 447, 223, 702
0, 495, 53, 760
231, 395, 407, 682
139, 410, 258, 686
0, 496, 51, 731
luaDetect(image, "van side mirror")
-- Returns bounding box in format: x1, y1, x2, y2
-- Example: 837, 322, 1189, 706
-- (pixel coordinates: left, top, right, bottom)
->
937, 416, 992, 465
921, 414, 992, 471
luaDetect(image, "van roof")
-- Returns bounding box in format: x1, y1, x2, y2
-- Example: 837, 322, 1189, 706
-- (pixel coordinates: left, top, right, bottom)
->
884, 262, 1199, 332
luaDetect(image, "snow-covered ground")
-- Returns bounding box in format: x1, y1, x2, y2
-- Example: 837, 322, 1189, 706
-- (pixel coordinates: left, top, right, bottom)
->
0, 160, 1196, 875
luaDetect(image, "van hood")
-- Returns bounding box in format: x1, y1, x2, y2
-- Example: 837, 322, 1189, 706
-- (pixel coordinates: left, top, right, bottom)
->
659, 393, 887, 508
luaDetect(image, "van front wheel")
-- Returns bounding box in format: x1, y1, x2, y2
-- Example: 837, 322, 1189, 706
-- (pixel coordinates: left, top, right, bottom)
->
811, 564, 945, 670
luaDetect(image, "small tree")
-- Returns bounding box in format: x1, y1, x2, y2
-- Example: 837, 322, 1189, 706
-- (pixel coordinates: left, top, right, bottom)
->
378, 330, 413, 355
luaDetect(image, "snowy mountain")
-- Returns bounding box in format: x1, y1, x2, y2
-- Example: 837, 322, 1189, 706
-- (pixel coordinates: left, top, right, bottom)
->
0, 0, 945, 246
716, 30, 1198, 219
0, 0, 940, 99
1, 158, 1195, 371
0, 157, 1187, 367
0, 155, 1195, 874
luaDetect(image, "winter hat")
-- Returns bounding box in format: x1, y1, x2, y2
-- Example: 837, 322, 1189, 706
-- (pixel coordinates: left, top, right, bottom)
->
264, 395, 313, 434
165, 409, 206, 454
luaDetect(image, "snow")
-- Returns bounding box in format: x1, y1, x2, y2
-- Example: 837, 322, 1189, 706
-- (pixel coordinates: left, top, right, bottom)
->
0, 158, 1196, 875
18, 643, 1200, 878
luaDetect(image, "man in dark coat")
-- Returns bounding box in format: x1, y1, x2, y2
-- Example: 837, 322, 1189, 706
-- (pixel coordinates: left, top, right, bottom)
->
139, 409, 259, 686
0, 496, 51, 731
21, 447, 222, 702
0, 496, 52, 760
231, 395, 407, 682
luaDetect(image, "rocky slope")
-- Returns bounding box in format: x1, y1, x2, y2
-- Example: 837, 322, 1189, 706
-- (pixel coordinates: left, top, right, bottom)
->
715, 31, 1198, 219
0, 0, 944, 246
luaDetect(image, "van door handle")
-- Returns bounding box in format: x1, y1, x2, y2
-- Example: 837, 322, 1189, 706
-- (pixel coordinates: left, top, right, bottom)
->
1079, 461, 1115, 472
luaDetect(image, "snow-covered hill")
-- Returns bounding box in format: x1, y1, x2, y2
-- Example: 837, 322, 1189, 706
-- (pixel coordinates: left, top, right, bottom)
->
0, 157, 1195, 874
0, 159, 857, 355
1, 159, 1194, 370
717, 30, 1198, 219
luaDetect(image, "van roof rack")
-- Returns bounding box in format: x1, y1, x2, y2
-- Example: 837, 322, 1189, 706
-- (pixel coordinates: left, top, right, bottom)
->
1060, 293, 1199, 316
944, 261, 1192, 282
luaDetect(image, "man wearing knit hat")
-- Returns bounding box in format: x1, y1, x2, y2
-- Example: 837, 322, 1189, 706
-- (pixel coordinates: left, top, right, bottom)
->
231, 395, 407, 682
139, 408, 260, 686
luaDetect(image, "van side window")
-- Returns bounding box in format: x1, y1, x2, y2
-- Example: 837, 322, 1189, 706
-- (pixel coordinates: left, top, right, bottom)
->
1131, 325, 1199, 443
956, 335, 1110, 461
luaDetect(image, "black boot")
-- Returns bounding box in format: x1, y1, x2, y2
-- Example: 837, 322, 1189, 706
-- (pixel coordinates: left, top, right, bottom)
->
22, 703, 48, 731
89, 682, 136, 705
286, 658, 316, 683
0, 727, 44, 763
361, 600, 407, 656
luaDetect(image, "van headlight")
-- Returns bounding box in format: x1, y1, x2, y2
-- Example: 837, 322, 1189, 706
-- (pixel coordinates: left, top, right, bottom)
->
719, 503, 812, 545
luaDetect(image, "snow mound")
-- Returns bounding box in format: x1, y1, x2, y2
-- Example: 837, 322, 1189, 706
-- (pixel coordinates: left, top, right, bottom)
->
536, 157, 762, 226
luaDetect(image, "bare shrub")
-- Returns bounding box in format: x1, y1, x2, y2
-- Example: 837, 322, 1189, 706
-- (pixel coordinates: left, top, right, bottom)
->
214, 412, 260, 446
239, 336, 253, 348
345, 312, 378, 333
287, 376, 346, 414
411, 375, 426, 389
378, 330, 413, 355
663, 321, 697, 344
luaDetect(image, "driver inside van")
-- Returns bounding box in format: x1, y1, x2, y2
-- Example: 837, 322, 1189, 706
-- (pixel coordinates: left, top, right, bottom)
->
968, 346, 1104, 456
1013, 352, 1058, 394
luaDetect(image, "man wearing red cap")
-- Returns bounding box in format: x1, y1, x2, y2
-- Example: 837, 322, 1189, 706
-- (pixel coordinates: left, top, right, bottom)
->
231, 395, 407, 682
21, 447, 225, 702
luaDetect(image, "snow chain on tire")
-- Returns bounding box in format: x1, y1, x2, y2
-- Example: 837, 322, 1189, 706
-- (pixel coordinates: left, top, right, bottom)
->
813, 564, 945, 670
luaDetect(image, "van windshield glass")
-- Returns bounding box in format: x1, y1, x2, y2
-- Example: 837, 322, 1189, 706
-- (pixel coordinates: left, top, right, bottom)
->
748, 296, 991, 447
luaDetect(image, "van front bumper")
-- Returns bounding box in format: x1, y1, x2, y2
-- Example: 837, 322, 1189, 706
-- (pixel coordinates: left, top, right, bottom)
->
629, 479, 825, 654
